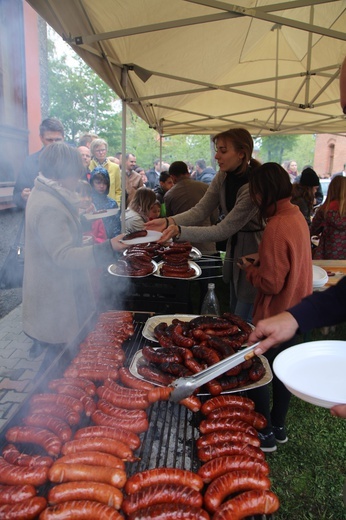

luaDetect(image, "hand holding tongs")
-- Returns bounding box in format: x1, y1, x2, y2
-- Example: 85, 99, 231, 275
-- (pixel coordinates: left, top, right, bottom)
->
169, 342, 260, 402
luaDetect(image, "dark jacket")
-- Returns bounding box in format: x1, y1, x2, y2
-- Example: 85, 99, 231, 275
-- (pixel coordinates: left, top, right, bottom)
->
146, 169, 160, 189
289, 277, 346, 332
196, 167, 216, 185
13, 149, 43, 208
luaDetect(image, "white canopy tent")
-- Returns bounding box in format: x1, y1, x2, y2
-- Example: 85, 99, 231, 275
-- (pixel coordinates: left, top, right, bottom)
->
26, 0, 346, 137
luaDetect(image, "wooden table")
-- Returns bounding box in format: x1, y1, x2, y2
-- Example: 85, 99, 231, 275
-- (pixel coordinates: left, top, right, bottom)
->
313, 260, 346, 288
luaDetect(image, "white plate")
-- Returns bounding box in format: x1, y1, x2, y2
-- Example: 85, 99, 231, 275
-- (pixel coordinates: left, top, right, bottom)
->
273, 340, 346, 408
129, 349, 272, 393
142, 314, 199, 342
154, 260, 201, 280
83, 208, 119, 220
312, 265, 328, 288
108, 260, 158, 278
120, 230, 162, 245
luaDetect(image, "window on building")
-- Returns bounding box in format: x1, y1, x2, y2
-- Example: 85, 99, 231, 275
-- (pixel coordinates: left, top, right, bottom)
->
327, 143, 335, 175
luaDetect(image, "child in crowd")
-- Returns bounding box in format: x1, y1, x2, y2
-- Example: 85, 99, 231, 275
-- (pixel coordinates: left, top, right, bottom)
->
76, 180, 107, 244
125, 187, 157, 233
89, 167, 121, 239
154, 171, 174, 217
148, 200, 161, 220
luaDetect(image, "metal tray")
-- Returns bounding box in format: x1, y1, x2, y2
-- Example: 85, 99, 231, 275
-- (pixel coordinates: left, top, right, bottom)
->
129, 348, 273, 394
108, 260, 158, 278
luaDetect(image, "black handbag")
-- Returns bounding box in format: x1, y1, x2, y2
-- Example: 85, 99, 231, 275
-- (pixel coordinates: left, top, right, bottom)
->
0, 215, 25, 289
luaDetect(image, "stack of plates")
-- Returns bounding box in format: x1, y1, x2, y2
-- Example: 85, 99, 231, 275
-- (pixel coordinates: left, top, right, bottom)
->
312, 265, 328, 288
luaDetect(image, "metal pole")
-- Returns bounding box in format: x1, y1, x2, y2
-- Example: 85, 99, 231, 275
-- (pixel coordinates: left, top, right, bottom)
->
120, 67, 128, 233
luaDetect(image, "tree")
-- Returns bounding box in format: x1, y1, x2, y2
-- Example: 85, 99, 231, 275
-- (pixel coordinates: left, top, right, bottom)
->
257, 134, 316, 170
47, 39, 122, 150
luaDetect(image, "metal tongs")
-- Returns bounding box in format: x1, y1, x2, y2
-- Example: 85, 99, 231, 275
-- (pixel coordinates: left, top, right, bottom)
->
169, 342, 260, 402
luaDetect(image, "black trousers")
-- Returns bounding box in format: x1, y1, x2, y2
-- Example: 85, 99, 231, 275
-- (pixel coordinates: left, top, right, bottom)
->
246, 335, 298, 433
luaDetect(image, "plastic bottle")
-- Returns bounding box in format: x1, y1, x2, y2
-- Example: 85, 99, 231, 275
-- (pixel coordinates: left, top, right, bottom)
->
201, 283, 220, 316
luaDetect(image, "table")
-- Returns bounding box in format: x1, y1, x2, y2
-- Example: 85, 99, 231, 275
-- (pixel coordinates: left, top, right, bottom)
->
313, 260, 346, 288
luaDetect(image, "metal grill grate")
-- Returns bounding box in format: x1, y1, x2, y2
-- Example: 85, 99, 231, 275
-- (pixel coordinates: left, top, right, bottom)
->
0, 312, 276, 519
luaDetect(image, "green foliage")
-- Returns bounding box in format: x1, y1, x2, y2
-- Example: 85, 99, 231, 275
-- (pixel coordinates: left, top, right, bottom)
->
258, 134, 316, 171
126, 113, 214, 170
47, 42, 122, 150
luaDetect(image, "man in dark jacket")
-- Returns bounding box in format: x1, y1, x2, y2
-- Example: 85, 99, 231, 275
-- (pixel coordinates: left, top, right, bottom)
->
146, 159, 162, 189
13, 118, 64, 208
195, 159, 216, 184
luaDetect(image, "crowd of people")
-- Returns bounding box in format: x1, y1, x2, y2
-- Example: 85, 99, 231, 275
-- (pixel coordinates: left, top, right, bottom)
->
10, 56, 346, 454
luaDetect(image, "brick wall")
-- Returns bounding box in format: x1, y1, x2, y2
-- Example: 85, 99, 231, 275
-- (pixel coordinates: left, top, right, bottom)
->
314, 134, 346, 177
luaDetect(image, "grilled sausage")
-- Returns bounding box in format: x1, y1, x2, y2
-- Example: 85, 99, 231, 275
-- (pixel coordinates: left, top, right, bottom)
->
5, 427, 61, 457
63, 366, 119, 382
118, 367, 155, 391
196, 430, 260, 448
0, 457, 49, 486
96, 386, 149, 410
197, 455, 270, 484
122, 230, 148, 240
23, 414, 72, 443
104, 379, 148, 397
61, 437, 134, 461
142, 345, 183, 364
97, 399, 147, 420
73, 425, 140, 450
39, 500, 124, 519
0, 496, 46, 519
197, 442, 265, 462
56, 451, 124, 470
0, 484, 37, 505
48, 378, 96, 396
199, 418, 258, 436
137, 365, 175, 386
127, 503, 210, 519
201, 395, 255, 415
204, 407, 267, 429
48, 482, 123, 508
29, 394, 83, 414
28, 403, 80, 426
48, 463, 126, 488
122, 483, 203, 515
125, 468, 204, 494
2, 444, 53, 468
204, 470, 271, 512
211, 489, 280, 520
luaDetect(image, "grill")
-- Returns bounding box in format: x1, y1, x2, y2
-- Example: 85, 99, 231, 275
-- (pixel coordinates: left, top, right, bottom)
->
0, 312, 276, 519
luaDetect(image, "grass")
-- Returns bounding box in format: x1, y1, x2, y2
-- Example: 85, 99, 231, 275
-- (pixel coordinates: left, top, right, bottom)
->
208, 278, 346, 519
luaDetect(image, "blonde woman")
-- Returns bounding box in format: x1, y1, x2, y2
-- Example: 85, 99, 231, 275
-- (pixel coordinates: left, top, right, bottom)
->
89, 138, 122, 205
310, 175, 346, 259
125, 187, 157, 233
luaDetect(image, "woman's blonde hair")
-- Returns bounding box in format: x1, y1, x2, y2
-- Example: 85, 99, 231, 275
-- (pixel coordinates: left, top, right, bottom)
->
320, 176, 346, 217
129, 187, 157, 220
90, 138, 108, 156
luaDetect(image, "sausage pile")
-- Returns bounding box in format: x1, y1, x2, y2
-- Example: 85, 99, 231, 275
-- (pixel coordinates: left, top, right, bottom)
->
115, 251, 155, 277
0, 310, 280, 519
139, 313, 266, 395
123, 241, 198, 278
196, 395, 280, 519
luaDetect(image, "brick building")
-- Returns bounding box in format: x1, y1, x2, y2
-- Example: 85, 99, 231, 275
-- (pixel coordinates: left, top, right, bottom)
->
0, 0, 45, 207
314, 133, 346, 178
